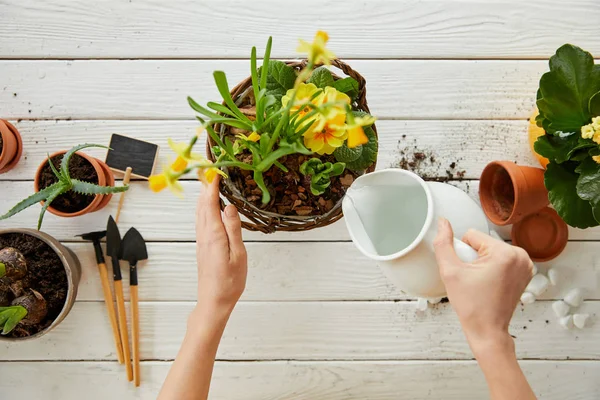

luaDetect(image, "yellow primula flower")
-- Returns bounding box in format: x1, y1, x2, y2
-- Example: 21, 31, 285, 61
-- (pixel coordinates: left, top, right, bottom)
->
317, 86, 350, 120
148, 166, 184, 196
168, 138, 206, 172
581, 124, 595, 139
304, 112, 348, 155
592, 117, 600, 132
346, 115, 376, 148
297, 31, 336, 66
282, 83, 321, 115
593, 155, 600, 164
594, 132, 600, 145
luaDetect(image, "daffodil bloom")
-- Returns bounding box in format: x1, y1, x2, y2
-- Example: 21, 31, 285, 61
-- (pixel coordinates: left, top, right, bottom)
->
581, 124, 595, 139
197, 163, 227, 186
148, 166, 184, 196
593, 155, 600, 164
345, 115, 376, 148
297, 31, 336, 66
168, 138, 206, 172
304, 112, 348, 155
237, 131, 261, 142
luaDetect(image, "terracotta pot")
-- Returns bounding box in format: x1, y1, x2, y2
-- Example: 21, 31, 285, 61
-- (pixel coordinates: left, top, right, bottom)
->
0, 119, 23, 174
528, 108, 550, 169
511, 207, 568, 262
34, 151, 115, 217
0, 228, 81, 341
479, 161, 549, 226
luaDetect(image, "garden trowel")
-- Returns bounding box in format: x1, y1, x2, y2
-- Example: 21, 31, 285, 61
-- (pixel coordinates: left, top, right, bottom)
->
120, 227, 148, 387
106, 215, 133, 382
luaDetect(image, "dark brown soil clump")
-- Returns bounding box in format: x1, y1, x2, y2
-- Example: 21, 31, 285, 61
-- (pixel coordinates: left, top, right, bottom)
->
490, 168, 515, 221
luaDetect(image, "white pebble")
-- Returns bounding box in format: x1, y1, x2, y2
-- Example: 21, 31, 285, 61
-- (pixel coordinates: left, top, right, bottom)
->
564, 288, 584, 307
547, 268, 560, 286
525, 274, 550, 297
428, 297, 442, 304
531, 264, 538, 276
552, 300, 570, 318
573, 314, 590, 329
558, 315, 574, 330
520, 292, 536, 305
416, 298, 428, 312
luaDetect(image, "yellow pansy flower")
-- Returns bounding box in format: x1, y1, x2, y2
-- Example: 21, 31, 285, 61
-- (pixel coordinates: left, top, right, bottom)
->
168, 138, 206, 172
304, 112, 348, 155
346, 115, 376, 148
297, 31, 336, 66
581, 124, 595, 139
148, 166, 184, 196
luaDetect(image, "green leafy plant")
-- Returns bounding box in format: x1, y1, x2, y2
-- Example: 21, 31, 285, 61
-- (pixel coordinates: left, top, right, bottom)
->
300, 158, 346, 195
0, 289, 47, 335
0, 263, 5, 279
534, 44, 600, 228
0, 144, 129, 229
0, 306, 27, 335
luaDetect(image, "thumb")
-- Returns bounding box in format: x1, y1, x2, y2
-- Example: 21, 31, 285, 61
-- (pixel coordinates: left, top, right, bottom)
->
433, 218, 463, 279
222, 205, 245, 259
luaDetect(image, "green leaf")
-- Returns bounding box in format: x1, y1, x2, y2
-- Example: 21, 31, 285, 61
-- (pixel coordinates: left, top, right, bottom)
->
60, 144, 109, 179
0, 263, 5, 279
307, 66, 335, 89
536, 44, 600, 134
37, 185, 65, 230
344, 124, 378, 172
207, 101, 237, 118
534, 133, 595, 163
188, 97, 222, 120
575, 157, 600, 224
0, 306, 27, 335
0, 182, 66, 221
333, 77, 359, 100
334, 143, 362, 163
259, 60, 296, 100
213, 71, 254, 125
545, 162, 598, 228
71, 180, 129, 195
259, 37, 273, 93
253, 170, 271, 204
589, 90, 600, 116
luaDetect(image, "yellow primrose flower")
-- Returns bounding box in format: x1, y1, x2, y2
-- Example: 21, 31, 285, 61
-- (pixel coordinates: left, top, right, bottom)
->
594, 132, 600, 145
346, 115, 376, 148
297, 31, 336, 66
168, 138, 206, 172
148, 166, 183, 196
592, 117, 600, 131
593, 155, 600, 164
317, 86, 350, 120
304, 112, 348, 155
236, 131, 261, 142
282, 83, 321, 115
581, 124, 595, 139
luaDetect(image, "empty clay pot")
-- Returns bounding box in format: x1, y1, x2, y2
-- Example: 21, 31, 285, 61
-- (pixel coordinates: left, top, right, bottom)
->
511, 207, 568, 262
0, 120, 23, 174
479, 161, 549, 226
34, 151, 116, 218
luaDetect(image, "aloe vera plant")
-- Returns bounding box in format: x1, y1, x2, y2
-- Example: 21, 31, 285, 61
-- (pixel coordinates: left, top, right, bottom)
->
0, 144, 129, 229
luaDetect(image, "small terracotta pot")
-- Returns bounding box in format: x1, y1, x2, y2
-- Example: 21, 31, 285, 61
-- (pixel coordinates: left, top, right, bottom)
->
34, 151, 115, 217
0, 228, 81, 341
528, 108, 550, 169
0, 119, 23, 174
511, 207, 568, 262
479, 161, 549, 226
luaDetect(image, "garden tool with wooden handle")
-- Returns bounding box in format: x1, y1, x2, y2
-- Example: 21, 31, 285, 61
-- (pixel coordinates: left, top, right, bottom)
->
77, 230, 124, 364
106, 216, 133, 382
121, 227, 148, 387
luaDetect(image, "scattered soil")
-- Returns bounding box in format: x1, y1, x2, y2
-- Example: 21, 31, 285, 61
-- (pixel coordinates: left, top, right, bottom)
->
490, 168, 514, 221
38, 153, 99, 213
396, 142, 466, 182
0, 233, 67, 338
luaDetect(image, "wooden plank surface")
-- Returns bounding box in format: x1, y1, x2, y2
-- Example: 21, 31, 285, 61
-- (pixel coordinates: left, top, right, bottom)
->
1, 0, 599, 59
0, 60, 547, 119
1, 302, 598, 361
5, 360, 599, 400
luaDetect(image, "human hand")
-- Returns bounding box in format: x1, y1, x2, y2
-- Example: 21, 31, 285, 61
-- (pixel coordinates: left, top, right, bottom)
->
433, 218, 534, 357
194, 176, 247, 326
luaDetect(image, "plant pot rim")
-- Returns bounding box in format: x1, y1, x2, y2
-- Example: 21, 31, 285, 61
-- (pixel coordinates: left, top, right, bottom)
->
0, 119, 23, 174
511, 207, 568, 261
33, 150, 106, 217
479, 161, 526, 225
0, 228, 80, 341
206, 58, 378, 233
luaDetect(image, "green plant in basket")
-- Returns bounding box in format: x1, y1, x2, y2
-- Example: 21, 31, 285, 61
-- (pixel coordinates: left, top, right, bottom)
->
149, 31, 377, 215
534, 44, 600, 229
0, 144, 129, 229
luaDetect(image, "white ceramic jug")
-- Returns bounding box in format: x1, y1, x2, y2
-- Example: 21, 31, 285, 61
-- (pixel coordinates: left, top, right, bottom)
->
342, 168, 489, 299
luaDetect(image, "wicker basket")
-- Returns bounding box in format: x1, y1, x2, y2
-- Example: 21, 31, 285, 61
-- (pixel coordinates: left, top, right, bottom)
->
206, 59, 378, 233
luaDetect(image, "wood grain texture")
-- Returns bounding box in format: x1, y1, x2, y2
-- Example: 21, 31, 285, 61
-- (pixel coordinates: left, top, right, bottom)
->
1, 302, 597, 361
1, 0, 599, 59
68, 242, 600, 302
0, 59, 548, 119
4, 360, 599, 400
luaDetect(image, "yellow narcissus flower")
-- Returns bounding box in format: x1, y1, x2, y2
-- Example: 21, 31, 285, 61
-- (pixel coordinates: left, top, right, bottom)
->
593, 155, 600, 164
236, 131, 261, 142
582, 124, 595, 139
297, 31, 336, 66
149, 166, 184, 196
304, 112, 347, 155
346, 115, 376, 148
168, 138, 206, 172
197, 163, 227, 186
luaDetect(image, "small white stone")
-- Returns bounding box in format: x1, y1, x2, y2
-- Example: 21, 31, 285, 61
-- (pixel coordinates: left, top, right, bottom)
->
531, 264, 538, 276
558, 315, 574, 330
552, 300, 570, 318
428, 297, 442, 304
416, 298, 428, 312
564, 288, 584, 307
525, 274, 550, 297
520, 292, 536, 305
573, 314, 590, 329
547, 268, 560, 286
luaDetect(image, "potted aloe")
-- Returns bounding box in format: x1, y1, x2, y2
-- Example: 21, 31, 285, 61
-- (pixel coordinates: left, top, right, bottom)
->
532, 44, 600, 229
149, 31, 378, 232
0, 144, 128, 229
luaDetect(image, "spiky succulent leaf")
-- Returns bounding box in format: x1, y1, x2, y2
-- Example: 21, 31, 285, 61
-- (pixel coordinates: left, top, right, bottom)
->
46, 153, 64, 180
37, 185, 65, 230
60, 144, 109, 179
0, 306, 27, 335
70, 179, 129, 196
0, 182, 67, 221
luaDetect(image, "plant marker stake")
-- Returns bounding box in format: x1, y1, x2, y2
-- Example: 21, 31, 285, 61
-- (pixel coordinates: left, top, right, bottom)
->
106, 215, 133, 382
121, 227, 148, 387
105, 134, 159, 223
77, 230, 125, 364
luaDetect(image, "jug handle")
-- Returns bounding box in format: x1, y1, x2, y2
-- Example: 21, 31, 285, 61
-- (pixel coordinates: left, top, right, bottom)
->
452, 238, 479, 263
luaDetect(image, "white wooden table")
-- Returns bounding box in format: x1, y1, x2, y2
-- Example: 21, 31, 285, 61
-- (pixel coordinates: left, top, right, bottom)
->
1, 1, 599, 398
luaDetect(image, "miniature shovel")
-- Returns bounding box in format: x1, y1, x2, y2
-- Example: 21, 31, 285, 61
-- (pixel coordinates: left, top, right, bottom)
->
120, 227, 148, 387
106, 216, 133, 381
